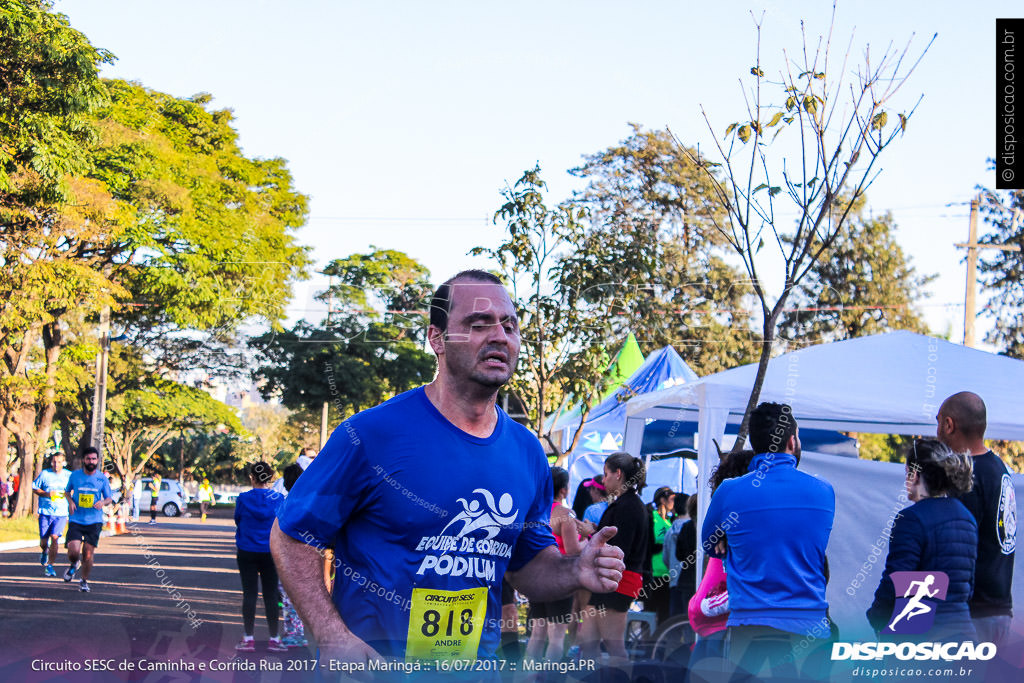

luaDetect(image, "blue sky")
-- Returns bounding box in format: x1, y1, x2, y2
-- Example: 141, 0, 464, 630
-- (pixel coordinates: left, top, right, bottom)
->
54, 0, 1020, 346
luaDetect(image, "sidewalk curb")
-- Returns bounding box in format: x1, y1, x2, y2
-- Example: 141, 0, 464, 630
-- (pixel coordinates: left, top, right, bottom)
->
0, 539, 39, 552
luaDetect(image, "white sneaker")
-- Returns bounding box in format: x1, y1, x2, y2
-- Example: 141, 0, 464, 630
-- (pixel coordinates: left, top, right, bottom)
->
79, 579, 90, 593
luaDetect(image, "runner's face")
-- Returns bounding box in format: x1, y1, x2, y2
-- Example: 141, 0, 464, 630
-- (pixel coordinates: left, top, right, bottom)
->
603, 464, 623, 497
434, 281, 520, 389
53, 456, 65, 472
82, 453, 99, 472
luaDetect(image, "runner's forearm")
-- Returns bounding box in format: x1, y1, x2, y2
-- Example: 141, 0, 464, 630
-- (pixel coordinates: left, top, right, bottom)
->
270, 521, 351, 643
505, 545, 579, 602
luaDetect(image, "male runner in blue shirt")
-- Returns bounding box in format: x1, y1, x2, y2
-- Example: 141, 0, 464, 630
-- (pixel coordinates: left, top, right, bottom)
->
33, 452, 72, 577
64, 446, 114, 593
273, 270, 625, 666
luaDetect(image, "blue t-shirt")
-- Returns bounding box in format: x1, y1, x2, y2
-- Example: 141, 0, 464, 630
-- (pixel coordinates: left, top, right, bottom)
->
34, 468, 72, 517
583, 501, 608, 525
65, 469, 114, 525
235, 488, 282, 552
277, 387, 556, 660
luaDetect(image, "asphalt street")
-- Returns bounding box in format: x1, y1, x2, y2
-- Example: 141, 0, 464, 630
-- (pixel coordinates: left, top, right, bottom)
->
0, 509, 317, 682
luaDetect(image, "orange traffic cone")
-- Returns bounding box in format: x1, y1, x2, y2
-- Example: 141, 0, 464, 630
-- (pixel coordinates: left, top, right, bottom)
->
116, 507, 126, 534
105, 509, 116, 535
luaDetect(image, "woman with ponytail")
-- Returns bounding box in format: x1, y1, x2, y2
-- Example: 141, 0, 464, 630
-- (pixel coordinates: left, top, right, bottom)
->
867, 439, 978, 642
578, 452, 649, 663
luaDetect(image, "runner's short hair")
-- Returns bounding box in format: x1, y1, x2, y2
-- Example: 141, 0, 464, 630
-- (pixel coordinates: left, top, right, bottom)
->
673, 493, 689, 516
283, 463, 304, 492
250, 461, 274, 485
550, 466, 569, 495
749, 402, 798, 454
429, 270, 504, 332
653, 486, 674, 506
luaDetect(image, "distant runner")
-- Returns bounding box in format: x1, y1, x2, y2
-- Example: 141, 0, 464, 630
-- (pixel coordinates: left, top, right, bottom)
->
64, 447, 114, 593
198, 478, 214, 521
32, 453, 71, 577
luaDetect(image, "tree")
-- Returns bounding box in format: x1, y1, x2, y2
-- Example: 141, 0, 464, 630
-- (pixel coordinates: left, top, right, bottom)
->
0, 0, 114, 515
569, 125, 759, 374
977, 187, 1024, 358
250, 249, 436, 423
779, 196, 934, 343
239, 403, 318, 470
679, 8, 933, 448
101, 344, 243, 502
1, 76, 311, 515
473, 166, 655, 463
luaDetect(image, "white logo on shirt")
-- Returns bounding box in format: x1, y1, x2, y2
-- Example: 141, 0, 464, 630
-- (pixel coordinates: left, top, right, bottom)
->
998, 474, 1016, 555
438, 489, 518, 540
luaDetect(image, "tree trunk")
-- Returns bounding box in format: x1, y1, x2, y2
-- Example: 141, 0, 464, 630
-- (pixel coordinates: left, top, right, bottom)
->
12, 427, 38, 518
731, 297, 788, 452
0, 421, 8, 486
178, 431, 186, 482
58, 411, 75, 458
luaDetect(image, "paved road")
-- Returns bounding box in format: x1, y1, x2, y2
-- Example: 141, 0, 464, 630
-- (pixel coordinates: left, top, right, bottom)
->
0, 509, 317, 682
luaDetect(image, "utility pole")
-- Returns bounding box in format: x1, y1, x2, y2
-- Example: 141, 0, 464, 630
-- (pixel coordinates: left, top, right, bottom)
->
956, 196, 1021, 347
89, 306, 111, 452
320, 275, 334, 449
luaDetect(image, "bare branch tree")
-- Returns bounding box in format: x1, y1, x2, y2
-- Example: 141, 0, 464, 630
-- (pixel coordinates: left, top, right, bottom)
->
675, 5, 934, 448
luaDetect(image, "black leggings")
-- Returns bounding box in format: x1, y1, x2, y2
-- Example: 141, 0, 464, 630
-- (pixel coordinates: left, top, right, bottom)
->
237, 549, 280, 637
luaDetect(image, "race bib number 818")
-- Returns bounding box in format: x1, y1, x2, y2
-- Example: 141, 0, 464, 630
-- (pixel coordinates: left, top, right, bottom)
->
405, 587, 487, 662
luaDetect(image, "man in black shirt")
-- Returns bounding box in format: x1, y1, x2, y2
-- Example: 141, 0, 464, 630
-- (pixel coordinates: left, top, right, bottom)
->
937, 391, 1017, 646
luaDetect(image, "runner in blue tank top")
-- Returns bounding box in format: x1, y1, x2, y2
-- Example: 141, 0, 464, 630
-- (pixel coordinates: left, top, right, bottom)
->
274, 271, 626, 669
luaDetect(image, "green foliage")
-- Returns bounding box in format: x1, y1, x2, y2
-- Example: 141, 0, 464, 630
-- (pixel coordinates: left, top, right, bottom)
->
779, 196, 934, 344
977, 188, 1024, 358
985, 440, 1023, 474
856, 432, 913, 463
0, 0, 113, 200
568, 125, 759, 374
91, 79, 312, 335
153, 431, 253, 484
251, 249, 437, 421
472, 166, 607, 445
319, 247, 432, 343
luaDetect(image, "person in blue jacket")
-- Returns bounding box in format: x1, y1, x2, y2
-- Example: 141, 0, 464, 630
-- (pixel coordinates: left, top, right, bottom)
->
234, 461, 286, 653
701, 402, 835, 681
867, 439, 977, 642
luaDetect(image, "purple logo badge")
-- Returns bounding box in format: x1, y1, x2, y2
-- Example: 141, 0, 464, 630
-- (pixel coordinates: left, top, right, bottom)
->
884, 571, 949, 634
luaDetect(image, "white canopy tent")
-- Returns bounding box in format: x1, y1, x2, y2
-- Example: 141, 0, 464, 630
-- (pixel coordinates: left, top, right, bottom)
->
623, 331, 1024, 639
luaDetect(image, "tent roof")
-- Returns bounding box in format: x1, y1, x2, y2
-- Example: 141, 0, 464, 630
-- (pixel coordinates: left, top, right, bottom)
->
625, 331, 1024, 440
554, 345, 697, 433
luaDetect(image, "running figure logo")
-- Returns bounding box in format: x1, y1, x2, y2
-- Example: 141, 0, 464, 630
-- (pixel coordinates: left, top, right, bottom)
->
884, 571, 949, 635
439, 489, 518, 540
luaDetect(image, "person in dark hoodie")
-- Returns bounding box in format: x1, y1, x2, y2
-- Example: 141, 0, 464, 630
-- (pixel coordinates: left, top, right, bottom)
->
701, 402, 835, 681
234, 461, 286, 653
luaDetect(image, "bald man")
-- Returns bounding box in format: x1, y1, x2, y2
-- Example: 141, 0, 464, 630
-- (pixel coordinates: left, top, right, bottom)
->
937, 392, 1017, 646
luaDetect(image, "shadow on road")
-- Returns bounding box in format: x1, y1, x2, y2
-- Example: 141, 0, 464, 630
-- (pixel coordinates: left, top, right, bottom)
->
0, 514, 316, 681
